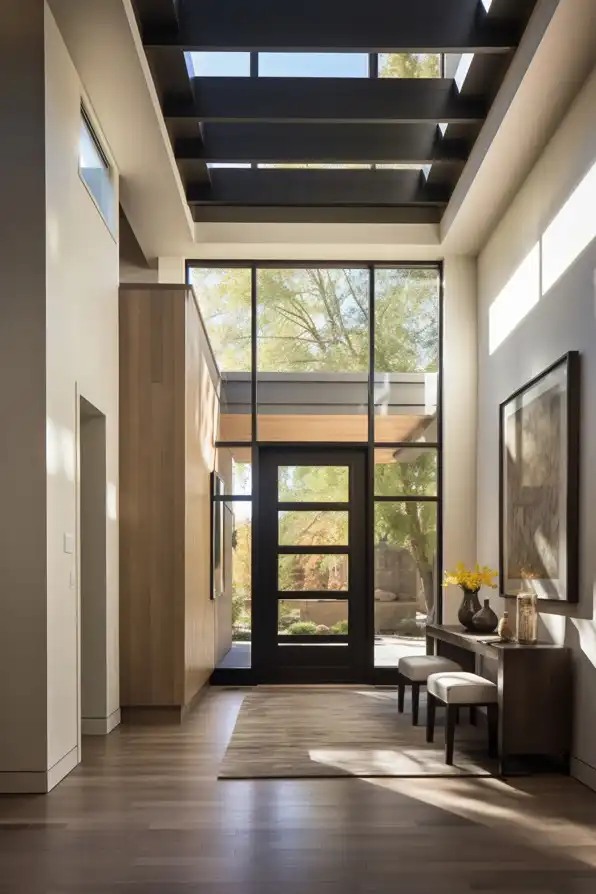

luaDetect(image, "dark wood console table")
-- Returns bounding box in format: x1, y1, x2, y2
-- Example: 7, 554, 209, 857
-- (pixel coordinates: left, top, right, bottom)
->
426, 624, 572, 773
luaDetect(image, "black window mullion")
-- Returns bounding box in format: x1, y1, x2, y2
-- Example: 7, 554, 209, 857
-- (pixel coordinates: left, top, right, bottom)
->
366, 266, 375, 676
276, 501, 349, 512
373, 441, 440, 450
277, 544, 350, 556
251, 265, 257, 440
373, 495, 439, 504
278, 635, 349, 644
277, 592, 350, 601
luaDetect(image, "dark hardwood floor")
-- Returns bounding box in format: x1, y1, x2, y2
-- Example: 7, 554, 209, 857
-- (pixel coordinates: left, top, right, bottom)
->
1, 688, 596, 893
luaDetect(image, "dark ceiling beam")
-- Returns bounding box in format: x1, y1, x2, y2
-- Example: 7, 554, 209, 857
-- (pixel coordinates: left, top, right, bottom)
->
187, 168, 450, 206
144, 0, 521, 52
192, 205, 443, 224
134, 0, 180, 29
165, 78, 486, 124
175, 123, 472, 165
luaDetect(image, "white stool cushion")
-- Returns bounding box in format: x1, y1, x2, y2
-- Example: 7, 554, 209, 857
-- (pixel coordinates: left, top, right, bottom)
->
427, 671, 498, 705
398, 655, 462, 683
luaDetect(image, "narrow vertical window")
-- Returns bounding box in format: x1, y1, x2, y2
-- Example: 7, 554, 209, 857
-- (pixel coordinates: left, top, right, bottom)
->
79, 106, 115, 233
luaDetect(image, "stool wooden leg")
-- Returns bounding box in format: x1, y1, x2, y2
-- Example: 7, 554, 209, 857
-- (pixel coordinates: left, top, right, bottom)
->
411, 683, 420, 726
469, 706, 477, 726
397, 674, 405, 714
445, 705, 457, 765
487, 703, 499, 759
426, 694, 436, 743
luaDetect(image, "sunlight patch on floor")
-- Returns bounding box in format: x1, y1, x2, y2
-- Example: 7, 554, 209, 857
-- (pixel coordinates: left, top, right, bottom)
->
361, 776, 596, 863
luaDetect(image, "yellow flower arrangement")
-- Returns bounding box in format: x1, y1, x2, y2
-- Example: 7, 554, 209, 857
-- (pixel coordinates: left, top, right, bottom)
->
443, 562, 498, 592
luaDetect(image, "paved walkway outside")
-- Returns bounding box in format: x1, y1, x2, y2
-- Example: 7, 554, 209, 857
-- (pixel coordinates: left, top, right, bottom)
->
217, 636, 425, 670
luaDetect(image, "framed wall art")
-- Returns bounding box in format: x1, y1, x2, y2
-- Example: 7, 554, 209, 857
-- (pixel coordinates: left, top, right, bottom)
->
499, 351, 580, 602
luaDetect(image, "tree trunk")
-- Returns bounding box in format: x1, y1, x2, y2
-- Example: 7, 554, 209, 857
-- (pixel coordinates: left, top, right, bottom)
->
420, 566, 435, 620
404, 502, 435, 617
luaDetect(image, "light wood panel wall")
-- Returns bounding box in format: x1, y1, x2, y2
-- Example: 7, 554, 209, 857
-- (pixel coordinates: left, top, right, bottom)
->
184, 290, 217, 703
119, 285, 217, 717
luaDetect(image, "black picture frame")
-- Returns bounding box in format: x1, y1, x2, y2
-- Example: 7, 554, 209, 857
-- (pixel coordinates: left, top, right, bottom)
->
211, 471, 225, 600
499, 351, 580, 602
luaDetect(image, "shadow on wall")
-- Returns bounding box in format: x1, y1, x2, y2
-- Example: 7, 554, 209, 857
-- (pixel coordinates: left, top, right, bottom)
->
489, 157, 596, 355
565, 617, 596, 771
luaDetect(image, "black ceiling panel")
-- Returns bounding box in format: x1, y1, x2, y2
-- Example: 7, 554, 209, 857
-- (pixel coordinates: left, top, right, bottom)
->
165, 78, 487, 124
145, 0, 521, 53
176, 123, 473, 165
132, 0, 541, 224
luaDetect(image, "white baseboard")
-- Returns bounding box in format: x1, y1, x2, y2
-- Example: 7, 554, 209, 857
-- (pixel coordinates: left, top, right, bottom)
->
0, 746, 79, 794
47, 746, 79, 791
571, 756, 596, 792
81, 708, 121, 736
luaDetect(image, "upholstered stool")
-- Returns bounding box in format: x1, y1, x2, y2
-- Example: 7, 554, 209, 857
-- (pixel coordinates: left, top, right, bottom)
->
397, 655, 463, 726
426, 671, 498, 765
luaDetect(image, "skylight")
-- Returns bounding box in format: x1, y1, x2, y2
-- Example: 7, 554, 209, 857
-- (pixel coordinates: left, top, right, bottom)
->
258, 53, 368, 78
189, 52, 250, 77
207, 163, 251, 169
257, 164, 371, 170
379, 54, 441, 78
185, 52, 444, 80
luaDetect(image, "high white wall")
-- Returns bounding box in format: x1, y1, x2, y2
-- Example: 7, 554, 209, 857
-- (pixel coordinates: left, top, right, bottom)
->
477, 62, 596, 788
0, 1, 49, 788
45, 5, 120, 774
0, 4, 119, 792
442, 257, 478, 624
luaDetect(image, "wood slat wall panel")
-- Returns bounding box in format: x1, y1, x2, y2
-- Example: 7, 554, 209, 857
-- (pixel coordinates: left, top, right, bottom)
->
119, 286, 216, 714
184, 291, 218, 703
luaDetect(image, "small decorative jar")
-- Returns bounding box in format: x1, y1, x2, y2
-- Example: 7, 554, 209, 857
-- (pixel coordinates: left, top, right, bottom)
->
472, 599, 499, 634
517, 592, 538, 644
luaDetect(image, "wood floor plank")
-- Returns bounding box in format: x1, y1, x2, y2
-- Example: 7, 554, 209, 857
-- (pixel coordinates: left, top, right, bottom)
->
0, 688, 594, 893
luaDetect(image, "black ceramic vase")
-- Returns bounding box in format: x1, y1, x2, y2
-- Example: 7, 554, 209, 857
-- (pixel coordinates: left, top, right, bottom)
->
458, 588, 482, 631
472, 599, 499, 634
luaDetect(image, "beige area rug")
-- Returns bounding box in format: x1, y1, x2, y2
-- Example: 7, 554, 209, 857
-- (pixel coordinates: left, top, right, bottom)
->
219, 686, 497, 779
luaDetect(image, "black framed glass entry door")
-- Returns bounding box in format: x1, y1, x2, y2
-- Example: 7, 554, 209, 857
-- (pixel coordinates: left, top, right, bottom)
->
256, 448, 367, 682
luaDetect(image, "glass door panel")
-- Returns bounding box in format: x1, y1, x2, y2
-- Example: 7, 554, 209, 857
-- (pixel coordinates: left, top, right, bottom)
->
278, 510, 349, 546
256, 447, 366, 682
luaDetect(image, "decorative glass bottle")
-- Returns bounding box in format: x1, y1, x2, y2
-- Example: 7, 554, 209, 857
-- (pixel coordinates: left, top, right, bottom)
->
516, 592, 538, 644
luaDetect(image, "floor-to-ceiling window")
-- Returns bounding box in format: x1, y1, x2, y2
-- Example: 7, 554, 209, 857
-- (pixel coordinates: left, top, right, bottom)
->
188, 263, 442, 677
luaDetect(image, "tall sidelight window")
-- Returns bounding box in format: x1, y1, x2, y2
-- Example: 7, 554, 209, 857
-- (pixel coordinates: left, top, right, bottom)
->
257, 267, 369, 442
188, 267, 252, 442
374, 267, 439, 443
189, 263, 442, 676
